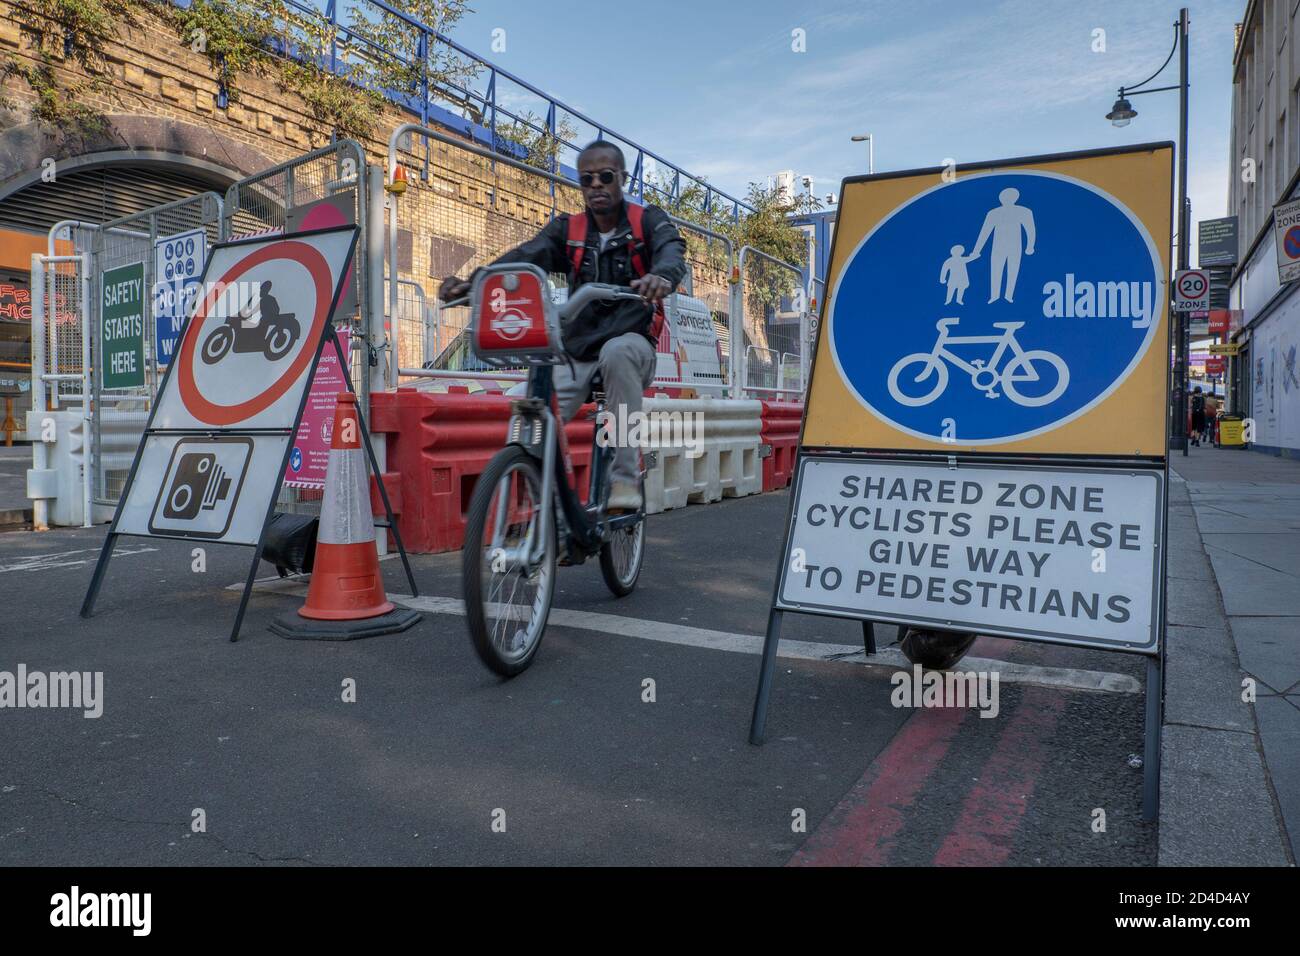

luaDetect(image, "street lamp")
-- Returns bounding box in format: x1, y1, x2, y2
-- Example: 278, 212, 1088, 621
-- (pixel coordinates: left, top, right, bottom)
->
851, 133, 874, 174
1105, 96, 1137, 127
1105, 8, 1190, 454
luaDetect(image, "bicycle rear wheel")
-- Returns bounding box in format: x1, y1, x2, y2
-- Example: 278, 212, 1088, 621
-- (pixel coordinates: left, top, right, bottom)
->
599, 517, 645, 597
462, 446, 556, 676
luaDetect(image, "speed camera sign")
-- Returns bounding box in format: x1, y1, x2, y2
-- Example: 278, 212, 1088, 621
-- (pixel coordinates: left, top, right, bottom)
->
1174, 269, 1209, 312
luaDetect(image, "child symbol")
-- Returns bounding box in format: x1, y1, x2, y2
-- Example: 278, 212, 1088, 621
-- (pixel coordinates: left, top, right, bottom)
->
940, 244, 979, 305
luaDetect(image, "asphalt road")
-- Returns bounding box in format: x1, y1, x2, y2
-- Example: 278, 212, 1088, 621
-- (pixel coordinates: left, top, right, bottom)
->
0, 491, 1155, 865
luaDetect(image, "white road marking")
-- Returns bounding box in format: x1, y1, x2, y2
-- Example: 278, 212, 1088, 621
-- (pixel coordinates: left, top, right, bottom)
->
0, 545, 157, 574
244, 578, 1139, 694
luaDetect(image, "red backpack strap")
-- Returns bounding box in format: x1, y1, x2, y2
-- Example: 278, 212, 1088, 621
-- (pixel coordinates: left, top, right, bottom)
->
565, 212, 589, 279
625, 202, 649, 277
626, 203, 666, 340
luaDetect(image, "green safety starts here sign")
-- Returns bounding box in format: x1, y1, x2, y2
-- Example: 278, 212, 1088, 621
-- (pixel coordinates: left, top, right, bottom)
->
102, 262, 145, 389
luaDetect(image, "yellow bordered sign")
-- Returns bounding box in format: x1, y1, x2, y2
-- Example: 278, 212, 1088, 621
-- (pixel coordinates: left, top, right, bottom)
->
804, 144, 1173, 458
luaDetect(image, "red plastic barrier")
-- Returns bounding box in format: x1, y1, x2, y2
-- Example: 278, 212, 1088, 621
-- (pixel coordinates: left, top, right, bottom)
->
370, 387, 594, 554
760, 401, 803, 491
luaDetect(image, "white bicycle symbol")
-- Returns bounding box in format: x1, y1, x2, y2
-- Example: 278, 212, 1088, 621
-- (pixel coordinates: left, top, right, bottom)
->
887, 318, 1069, 408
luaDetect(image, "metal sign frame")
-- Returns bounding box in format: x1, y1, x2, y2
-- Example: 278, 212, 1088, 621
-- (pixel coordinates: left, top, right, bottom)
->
80, 226, 418, 642
749, 143, 1173, 824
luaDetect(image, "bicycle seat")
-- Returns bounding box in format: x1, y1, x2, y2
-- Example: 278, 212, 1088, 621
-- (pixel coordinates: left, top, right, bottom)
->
936, 317, 960, 329
992, 321, 1025, 330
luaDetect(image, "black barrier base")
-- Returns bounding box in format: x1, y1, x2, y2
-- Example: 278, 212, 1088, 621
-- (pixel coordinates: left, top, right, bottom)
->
269, 607, 422, 641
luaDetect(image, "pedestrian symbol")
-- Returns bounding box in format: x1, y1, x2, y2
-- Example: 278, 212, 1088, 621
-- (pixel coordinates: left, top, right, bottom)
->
828, 169, 1164, 445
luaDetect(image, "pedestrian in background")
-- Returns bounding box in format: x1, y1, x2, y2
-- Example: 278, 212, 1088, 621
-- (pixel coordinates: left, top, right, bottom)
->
1190, 386, 1207, 447
1203, 392, 1218, 445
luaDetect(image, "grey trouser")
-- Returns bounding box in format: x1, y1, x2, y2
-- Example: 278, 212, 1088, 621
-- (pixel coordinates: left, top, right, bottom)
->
554, 332, 656, 485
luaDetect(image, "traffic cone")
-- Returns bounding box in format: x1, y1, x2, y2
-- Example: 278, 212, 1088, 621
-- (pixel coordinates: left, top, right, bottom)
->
270, 392, 420, 640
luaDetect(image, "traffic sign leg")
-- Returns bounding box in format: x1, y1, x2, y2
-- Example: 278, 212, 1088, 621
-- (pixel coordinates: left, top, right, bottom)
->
749, 608, 784, 745
1143, 654, 1163, 823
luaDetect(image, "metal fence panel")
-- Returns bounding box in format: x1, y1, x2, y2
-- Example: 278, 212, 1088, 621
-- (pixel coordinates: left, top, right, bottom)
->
89, 193, 223, 506
737, 246, 808, 400
40, 222, 99, 413
387, 124, 737, 394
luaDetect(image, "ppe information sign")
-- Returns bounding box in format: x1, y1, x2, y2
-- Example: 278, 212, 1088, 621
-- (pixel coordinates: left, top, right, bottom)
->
153, 228, 207, 365
805, 145, 1172, 456
285, 327, 350, 489
777, 456, 1164, 652
102, 263, 145, 389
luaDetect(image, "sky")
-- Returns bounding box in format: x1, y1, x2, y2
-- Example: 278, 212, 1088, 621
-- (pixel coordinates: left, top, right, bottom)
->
445, 0, 1242, 263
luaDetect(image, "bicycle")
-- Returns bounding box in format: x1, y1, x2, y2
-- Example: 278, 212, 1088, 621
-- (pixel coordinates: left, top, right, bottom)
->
444, 264, 649, 676
887, 317, 1069, 408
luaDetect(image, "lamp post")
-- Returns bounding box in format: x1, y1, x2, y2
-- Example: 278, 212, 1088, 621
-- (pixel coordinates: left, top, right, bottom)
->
851, 133, 875, 174
1107, 8, 1190, 455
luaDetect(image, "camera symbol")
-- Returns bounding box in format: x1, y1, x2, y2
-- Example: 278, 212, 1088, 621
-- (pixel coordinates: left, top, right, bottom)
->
164, 453, 232, 520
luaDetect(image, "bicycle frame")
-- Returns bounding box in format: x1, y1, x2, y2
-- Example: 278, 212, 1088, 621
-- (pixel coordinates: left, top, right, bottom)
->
930, 321, 1026, 378
506, 364, 641, 568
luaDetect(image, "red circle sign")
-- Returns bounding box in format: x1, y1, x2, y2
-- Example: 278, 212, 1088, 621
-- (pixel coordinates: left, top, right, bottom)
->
175, 241, 333, 426
1176, 272, 1206, 300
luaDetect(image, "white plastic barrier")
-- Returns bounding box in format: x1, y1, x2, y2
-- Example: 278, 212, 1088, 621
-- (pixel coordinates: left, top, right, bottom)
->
24, 406, 148, 527
641, 397, 762, 514
25, 409, 87, 528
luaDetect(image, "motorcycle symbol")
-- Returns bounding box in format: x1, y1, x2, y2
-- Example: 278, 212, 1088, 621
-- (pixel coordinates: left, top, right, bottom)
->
201, 281, 300, 364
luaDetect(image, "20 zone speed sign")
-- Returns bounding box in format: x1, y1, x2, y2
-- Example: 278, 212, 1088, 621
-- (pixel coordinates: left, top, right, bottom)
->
1173, 269, 1209, 312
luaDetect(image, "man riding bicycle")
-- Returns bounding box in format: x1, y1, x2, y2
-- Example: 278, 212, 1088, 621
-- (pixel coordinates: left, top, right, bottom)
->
439, 140, 688, 512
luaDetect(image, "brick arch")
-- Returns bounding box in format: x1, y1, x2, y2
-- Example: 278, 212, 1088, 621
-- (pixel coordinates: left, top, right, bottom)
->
0, 113, 276, 199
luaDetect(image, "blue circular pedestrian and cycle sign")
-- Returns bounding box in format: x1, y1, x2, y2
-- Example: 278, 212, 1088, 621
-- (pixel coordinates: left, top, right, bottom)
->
828, 170, 1164, 444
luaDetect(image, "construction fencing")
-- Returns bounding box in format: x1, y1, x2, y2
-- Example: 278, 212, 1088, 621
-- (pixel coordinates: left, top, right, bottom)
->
734, 245, 810, 399
27, 133, 811, 524
385, 123, 747, 394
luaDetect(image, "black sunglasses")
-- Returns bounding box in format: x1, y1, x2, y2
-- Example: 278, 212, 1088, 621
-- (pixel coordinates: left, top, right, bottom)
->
579, 169, 626, 187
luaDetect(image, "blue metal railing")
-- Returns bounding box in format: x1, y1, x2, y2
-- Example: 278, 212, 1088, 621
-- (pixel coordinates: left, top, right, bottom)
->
175, 0, 752, 221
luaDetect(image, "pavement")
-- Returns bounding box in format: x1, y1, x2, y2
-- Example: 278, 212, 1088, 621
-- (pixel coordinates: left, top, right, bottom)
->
0, 444, 31, 529
1165, 445, 1300, 865
0, 449, 1292, 866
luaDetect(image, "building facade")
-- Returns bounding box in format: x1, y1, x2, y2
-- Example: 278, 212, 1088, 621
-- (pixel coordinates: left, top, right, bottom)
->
1229, 0, 1300, 458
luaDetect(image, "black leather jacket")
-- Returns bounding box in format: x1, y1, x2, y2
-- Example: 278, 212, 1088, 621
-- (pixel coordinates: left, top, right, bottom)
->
479, 200, 687, 361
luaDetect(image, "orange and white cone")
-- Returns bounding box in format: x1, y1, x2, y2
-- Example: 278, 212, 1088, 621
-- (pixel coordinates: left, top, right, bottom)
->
271, 392, 419, 640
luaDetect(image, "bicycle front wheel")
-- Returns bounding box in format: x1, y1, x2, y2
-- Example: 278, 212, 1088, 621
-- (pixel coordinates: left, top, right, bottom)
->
462, 446, 556, 677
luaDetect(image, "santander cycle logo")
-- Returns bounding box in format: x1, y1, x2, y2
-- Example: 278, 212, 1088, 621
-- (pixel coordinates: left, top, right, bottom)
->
487, 286, 536, 342
829, 170, 1164, 444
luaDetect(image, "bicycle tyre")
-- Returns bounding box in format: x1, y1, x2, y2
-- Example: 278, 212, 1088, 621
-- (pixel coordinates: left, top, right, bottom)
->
462, 446, 556, 677
599, 517, 645, 597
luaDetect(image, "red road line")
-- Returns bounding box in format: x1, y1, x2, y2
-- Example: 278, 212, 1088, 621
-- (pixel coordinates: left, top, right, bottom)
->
931, 685, 1066, 866
790, 704, 970, 867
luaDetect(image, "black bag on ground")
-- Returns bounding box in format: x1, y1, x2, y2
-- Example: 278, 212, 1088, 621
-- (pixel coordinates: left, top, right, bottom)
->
900, 627, 978, 670
261, 512, 319, 576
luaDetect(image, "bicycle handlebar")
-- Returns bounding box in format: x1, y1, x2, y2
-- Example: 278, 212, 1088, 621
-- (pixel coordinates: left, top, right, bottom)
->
440, 282, 644, 317
556, 283, 644, 320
